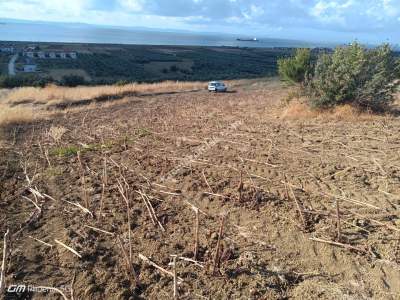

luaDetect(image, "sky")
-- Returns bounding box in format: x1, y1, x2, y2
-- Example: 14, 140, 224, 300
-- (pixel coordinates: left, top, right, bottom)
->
0, 0, 399, 44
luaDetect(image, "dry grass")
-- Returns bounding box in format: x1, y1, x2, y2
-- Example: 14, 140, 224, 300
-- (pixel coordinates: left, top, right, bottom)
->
281, 101, 377, 121
4, 81, 205, 106
0, 104, 38, 126
0, 80, 207, 128
1, 79, 393, 128
281, 101, 319, 119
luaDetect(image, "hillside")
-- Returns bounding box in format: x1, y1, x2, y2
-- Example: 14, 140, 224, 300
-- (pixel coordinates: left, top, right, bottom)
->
0, 42, 294, 84
0, 79, 400, 299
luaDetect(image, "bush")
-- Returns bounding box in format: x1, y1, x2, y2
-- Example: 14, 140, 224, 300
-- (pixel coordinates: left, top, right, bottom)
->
278, 48, 312, 85
0, 75, 53, 88
115, 80, 130, 86
170, 65, 178, 73
60, 75, 86, 87
308, 43, 400, 111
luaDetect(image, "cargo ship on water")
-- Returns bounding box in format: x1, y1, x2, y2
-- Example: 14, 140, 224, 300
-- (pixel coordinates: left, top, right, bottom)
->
236, 37, 259, 42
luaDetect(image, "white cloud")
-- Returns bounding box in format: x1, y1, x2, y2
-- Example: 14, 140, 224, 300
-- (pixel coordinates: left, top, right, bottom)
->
0, 0, 89, 21
310, 1, 353, 24
0, 0, 399, 43
118, 0, 145, 12
382, 0, 398, 17
249, 5, 264, 18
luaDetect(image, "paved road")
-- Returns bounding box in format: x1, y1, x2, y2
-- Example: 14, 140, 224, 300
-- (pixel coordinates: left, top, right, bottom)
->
8, 53, 18, 76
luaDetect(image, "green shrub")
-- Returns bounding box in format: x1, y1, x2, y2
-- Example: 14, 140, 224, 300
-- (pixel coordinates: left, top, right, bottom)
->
115, 80, 130, 86
60, 75, 86, 87
308, 43, 400, 111
51, 146, 79, 157
278, 48, 312, 85
170, 65, 178, 72
0, 75, 53, 88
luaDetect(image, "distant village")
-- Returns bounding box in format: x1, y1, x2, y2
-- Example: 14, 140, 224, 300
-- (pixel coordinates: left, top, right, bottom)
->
0, 43, 78, 74
22, 46, 77, 59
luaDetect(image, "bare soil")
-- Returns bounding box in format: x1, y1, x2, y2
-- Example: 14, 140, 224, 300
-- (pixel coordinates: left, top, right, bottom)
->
1, 79, 400, 299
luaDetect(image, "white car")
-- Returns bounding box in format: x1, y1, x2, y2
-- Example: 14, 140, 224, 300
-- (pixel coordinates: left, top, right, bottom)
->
208, 81, 227, 92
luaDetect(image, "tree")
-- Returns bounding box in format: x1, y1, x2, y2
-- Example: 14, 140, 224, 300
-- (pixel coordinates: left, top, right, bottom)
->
0, 75, 52, 88
170, 65, 178, 73
60, 75, 86, 87
308, 43, 400, 111
278, 48, 312, 85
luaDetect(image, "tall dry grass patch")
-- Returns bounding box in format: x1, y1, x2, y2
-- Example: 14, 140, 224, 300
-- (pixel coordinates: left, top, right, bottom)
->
281, 101, 376, 122
4, 81, 205, 106
0, 104, 38, 126
281, 101, 319, 119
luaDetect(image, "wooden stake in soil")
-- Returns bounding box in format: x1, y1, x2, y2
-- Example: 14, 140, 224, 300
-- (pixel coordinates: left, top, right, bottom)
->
138, 254, 183, 282
117, 235, 139, 286
238, 170, 243, 202
137, 190, 165, 232
77, 151, 90, 211
117, 180, 132, 263
213, 214, 226, 275
286, 181, 306, 230
335, 198, 342, 241
0, 229, 10, 294
71, 269, 77, 300
117, 236, 132, 273
172, 255, 178, 299
202, 169, 213, 194
54, 239, 82, 258
309, 237, 368, 254
28, 236, 53, 248
84, 225, 115, 236
103, 156, 108, 185
193, 207, 199, 260
99, 182, 105, 219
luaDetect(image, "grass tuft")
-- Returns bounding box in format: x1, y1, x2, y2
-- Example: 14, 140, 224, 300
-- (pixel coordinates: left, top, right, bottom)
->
51, 146, 79, 157
136, 128, 152, 138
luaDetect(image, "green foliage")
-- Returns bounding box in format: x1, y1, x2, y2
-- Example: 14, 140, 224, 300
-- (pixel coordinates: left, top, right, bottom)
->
170, 65, 178, 72
60, 75, 86, 87
180, 47, 289, 81
50, 140, 115, 157
115, 80, 130, 86
16, 44, 296, 85
308, 43, 400, 111
136, 127, 152, 138
0, 74, 53, 88
51, 146, 79, 157
278, 48, 312, 85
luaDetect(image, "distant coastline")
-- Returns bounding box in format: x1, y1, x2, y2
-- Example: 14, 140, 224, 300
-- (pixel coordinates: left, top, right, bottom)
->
0, 21, 332, 49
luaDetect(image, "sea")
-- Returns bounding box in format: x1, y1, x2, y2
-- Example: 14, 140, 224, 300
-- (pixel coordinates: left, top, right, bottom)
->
0, 21, 329, 48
